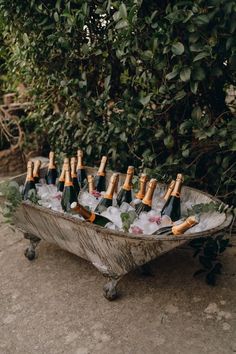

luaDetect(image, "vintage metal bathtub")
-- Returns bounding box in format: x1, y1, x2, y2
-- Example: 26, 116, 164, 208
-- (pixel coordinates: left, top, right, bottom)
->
7, 166, 233, 300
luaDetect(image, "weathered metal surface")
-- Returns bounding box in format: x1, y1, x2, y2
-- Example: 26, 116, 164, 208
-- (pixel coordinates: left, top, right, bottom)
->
9, 167, 234, 299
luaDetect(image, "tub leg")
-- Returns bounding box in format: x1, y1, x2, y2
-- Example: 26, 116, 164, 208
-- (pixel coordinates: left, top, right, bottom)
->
24, 234, 41, 261
103, 276, 122, 301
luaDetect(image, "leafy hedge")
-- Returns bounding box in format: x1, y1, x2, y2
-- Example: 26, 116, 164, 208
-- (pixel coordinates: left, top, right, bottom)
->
0, 0, 235, 204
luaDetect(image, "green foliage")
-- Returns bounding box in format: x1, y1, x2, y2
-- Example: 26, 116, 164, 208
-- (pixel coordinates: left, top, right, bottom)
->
121, 211, 137, 232
0, 181, 22, 222
0, 0, 235, 204
189, 234, 231, 286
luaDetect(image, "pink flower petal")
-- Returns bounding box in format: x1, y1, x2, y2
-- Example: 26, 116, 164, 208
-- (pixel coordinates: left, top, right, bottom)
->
131, 226, 144, 235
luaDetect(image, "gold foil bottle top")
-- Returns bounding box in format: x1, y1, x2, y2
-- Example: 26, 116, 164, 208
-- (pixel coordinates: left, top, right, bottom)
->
26, 161, 34, 181
142, 178, 158, 206
123, 166, 134, 191
171, 173, 184, 198
104, 173, 120, 199
48, 151, 56, 169
163, 180, 175, 201
136, 173, 148, 200
33, 160, 41, 178
172, 216, 198, 236
77, 149, 85, 169
97, 156, 107, 176
70, 157, 77, 177
64, 164, 73, 187
88, 175, 95, 194
58, 159, 68, 182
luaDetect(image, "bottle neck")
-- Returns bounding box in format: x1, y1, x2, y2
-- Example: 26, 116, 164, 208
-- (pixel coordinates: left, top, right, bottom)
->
171, 174, 183, 198
26, 162, 34, 181
136, 174, 148, 200
77, 150, 85, 170
97, 156, 107, 176
71, 158, 77, 177
64, 169, 73, 187
142, 179, 157, 206
104, 174, 119, 199
163, 180, 175, 201
48, 152, 56, 169
123, 167, 134, 191
172, 216, 198, 235
71, 203, 96, 223
33, 160, 41, 178
88, 175, 95, 194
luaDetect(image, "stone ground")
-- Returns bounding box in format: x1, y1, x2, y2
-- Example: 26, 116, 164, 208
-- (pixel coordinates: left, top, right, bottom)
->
0, 215, 236, 354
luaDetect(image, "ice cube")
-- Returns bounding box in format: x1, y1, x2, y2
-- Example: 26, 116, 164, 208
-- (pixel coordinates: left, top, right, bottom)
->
79, 191, 100, 210
119, 202, 135, 213
160, 215, 172, 227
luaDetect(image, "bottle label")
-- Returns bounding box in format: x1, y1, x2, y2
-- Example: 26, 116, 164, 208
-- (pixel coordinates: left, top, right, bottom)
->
97, 171, 105, 176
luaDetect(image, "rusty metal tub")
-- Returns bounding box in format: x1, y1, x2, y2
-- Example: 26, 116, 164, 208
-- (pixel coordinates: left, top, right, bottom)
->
8, 167, 233, 300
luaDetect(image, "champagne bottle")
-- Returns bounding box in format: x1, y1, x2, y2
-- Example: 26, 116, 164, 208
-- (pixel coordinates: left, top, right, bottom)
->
76, 149, 87, 188
88, 175, 95, 194
33, 159, 41, 183
71, 157, 80, 196
57, 158, 69, 192
116, 166, 134, 206
71, 202, 112, 227
136, 178, 158, 215
46, 151, 57, 185
161, 174, 184, 221
153, 216, 198, 236
94, 156, 107, 192
61, 165, 78, 212
23, 161, 36, 200
95, 173, 119, 214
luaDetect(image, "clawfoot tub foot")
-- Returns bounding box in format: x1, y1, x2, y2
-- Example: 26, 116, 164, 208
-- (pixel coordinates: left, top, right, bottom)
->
24, 234, 41, 261
103, 276, 122, 301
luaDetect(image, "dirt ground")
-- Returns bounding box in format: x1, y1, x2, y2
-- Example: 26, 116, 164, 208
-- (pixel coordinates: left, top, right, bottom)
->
0, 216, 236, 354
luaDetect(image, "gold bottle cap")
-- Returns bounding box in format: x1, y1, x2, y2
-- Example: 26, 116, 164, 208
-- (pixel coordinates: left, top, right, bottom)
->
142, 178, 157, 206
135, 173, 148, 200
171, 173, 184, 198
172, 216, 198, 236
123, 166, 134, 191
70, 157, 77, 177
26, 161, 34, 181
77, 150, 85, 169
64, 165, 73, 187
71, 202, 96, 223
33, 159, 41, 178
104, 173, 119, 199
97, 156, 107, 176
163, 180, 175, 201
88, 175, 95, 194
48, 151, 56, 169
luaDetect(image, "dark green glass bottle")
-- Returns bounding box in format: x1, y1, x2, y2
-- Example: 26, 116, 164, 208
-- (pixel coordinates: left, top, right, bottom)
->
61, 166, 78, 212
33, 159, 41, 184
94, 156, 107, 192
22, 161, 36, 200
136, 178, 157, 215
71, 202, 112, 227
161, 174, 183, 221
116, 166, 134, 206
71, 157, 80, 196
76, 149, 87, 188
46, 151, 57, 185
95, 173, 119, 214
